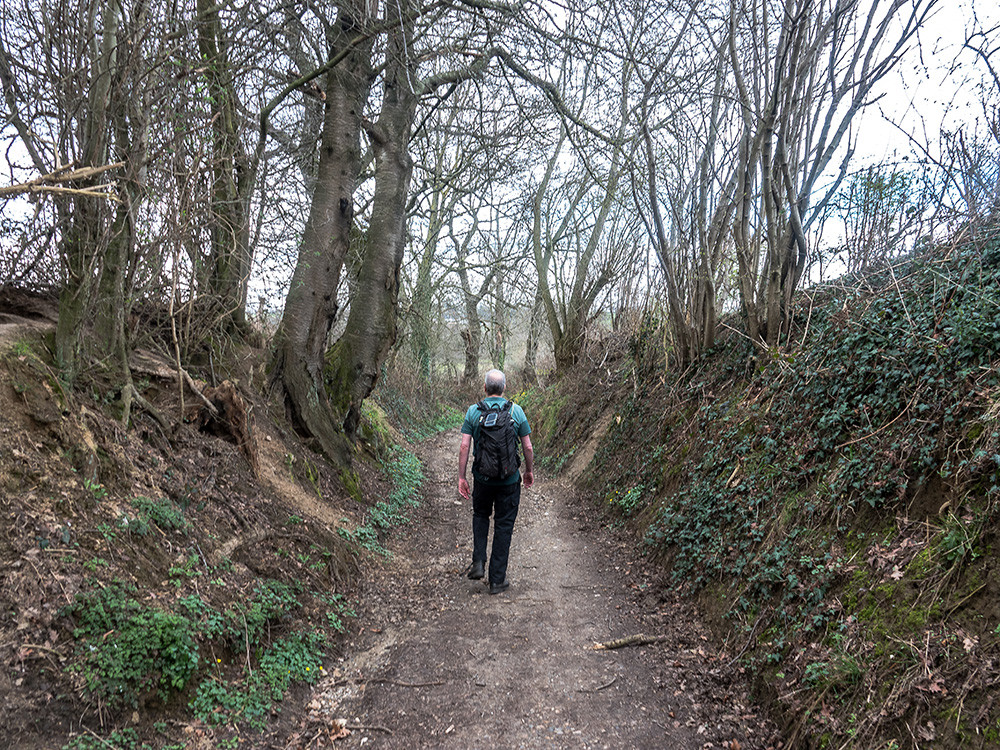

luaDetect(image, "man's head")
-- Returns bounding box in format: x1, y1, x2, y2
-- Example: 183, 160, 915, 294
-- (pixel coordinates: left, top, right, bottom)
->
484, 369, 506, 396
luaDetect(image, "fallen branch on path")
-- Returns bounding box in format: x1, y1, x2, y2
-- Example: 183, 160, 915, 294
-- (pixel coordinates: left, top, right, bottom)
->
592, 634, 669, 650
576, 675, 618, 692
347, 724, 392, 734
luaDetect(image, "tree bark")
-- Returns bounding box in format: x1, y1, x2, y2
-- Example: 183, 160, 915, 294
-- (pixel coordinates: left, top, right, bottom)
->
269, 0, 374, 462
326, 9, 418, 441
196, 0, 252, 332
522, 288, 544, 385
55, 0, 122, 382
457, 228, 490, 387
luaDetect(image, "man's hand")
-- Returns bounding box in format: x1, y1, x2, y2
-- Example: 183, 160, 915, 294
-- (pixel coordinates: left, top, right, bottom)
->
458, 476, 471, 499
522, 470, 534, 489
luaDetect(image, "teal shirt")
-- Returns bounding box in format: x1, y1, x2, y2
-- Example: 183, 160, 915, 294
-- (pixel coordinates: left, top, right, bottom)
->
461, 397, 531, 486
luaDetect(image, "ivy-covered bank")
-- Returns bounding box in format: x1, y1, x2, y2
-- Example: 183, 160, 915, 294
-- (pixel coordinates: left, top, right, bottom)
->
529, 230, 1000, 748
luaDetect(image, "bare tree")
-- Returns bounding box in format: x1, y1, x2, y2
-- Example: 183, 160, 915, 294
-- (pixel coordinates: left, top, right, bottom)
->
527, 24, 641, 372
633, 0, 735, 366
270, 0, 521, 451
727, 0, 936, 347
267, 0, 376, 460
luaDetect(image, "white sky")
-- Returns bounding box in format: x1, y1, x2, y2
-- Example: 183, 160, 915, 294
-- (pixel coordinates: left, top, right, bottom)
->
854, 0, 999, 165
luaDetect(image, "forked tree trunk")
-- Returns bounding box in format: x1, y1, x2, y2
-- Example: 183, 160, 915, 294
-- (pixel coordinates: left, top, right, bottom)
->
269, 1, 374, 463
325, 12, 417, 441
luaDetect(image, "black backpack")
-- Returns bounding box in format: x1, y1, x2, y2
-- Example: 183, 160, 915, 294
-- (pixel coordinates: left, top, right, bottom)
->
473, 400, 521, 480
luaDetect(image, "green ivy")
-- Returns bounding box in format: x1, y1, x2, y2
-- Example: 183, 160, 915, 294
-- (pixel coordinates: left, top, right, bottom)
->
340, 446, 423, 557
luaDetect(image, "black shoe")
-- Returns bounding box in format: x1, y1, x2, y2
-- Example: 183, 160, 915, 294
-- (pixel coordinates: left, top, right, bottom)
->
468, 560, 485, 580
489, 579, 509, 595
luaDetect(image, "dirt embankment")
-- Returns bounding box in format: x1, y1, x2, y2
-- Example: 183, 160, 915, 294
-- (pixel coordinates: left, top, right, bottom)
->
304, 429, 782, 749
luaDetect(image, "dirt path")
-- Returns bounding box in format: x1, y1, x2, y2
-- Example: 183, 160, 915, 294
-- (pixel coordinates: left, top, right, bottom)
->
307, 430, 781, 749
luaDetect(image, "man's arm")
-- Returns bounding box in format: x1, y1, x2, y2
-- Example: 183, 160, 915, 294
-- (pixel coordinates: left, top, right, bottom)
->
458, 433, 472, 499
521, 434, 534, 489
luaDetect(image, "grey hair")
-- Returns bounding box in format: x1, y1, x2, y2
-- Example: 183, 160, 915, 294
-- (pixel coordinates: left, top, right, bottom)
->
484, 369, 506, 395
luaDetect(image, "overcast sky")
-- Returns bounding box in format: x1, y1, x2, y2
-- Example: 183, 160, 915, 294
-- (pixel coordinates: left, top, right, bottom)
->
855, 0, 999, 165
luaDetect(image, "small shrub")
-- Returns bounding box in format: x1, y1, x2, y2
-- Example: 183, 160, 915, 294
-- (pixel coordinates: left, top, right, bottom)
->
131, 495, 188, 532
316, 593, 356, 632
608, 485, 645, 515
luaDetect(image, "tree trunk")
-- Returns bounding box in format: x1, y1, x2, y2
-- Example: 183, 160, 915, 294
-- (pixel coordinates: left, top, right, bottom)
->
410, 188, 442, 381
456, 228, 488, 387
196, 0, 252, 332
269, 1, 374, 463
95, 0, 152, 425
326, 12, 417, 441
522, 288, 543, 384
56, 0, 121, 382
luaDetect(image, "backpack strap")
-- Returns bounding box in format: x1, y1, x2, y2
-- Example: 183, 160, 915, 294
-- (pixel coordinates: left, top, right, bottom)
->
476, 399, 509, 413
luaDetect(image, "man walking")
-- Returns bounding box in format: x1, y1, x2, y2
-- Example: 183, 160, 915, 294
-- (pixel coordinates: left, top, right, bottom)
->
458, 369, 533, 594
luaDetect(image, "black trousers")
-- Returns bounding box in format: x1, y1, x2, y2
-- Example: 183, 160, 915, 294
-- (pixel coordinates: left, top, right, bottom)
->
472, 479, 521, 585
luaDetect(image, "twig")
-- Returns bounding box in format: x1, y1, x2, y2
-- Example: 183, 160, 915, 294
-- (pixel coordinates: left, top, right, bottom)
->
0, 184, 120, 201
84, 728, 115, 748
719, 320, 768, 353
728, 611, 767, 666
944, 582, 988, 616
0, 161, 125, 199
20, 643, 63, 657
592, 634, 669, 650
347, 724, 392, 734
576, 675, 618, 692
835, 386, 922, 450
181, 368, 219, 416
128, 386, 170, 431
798, 290, 817, 349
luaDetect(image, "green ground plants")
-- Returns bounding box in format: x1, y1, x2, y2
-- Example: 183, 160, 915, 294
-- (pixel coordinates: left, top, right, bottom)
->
63, 583, 200, 708
63, 726, 187, 750
607, 485, 645, 515
190, 630, 327, 730
339, 445, 424, 557
62, 573, 339, 731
